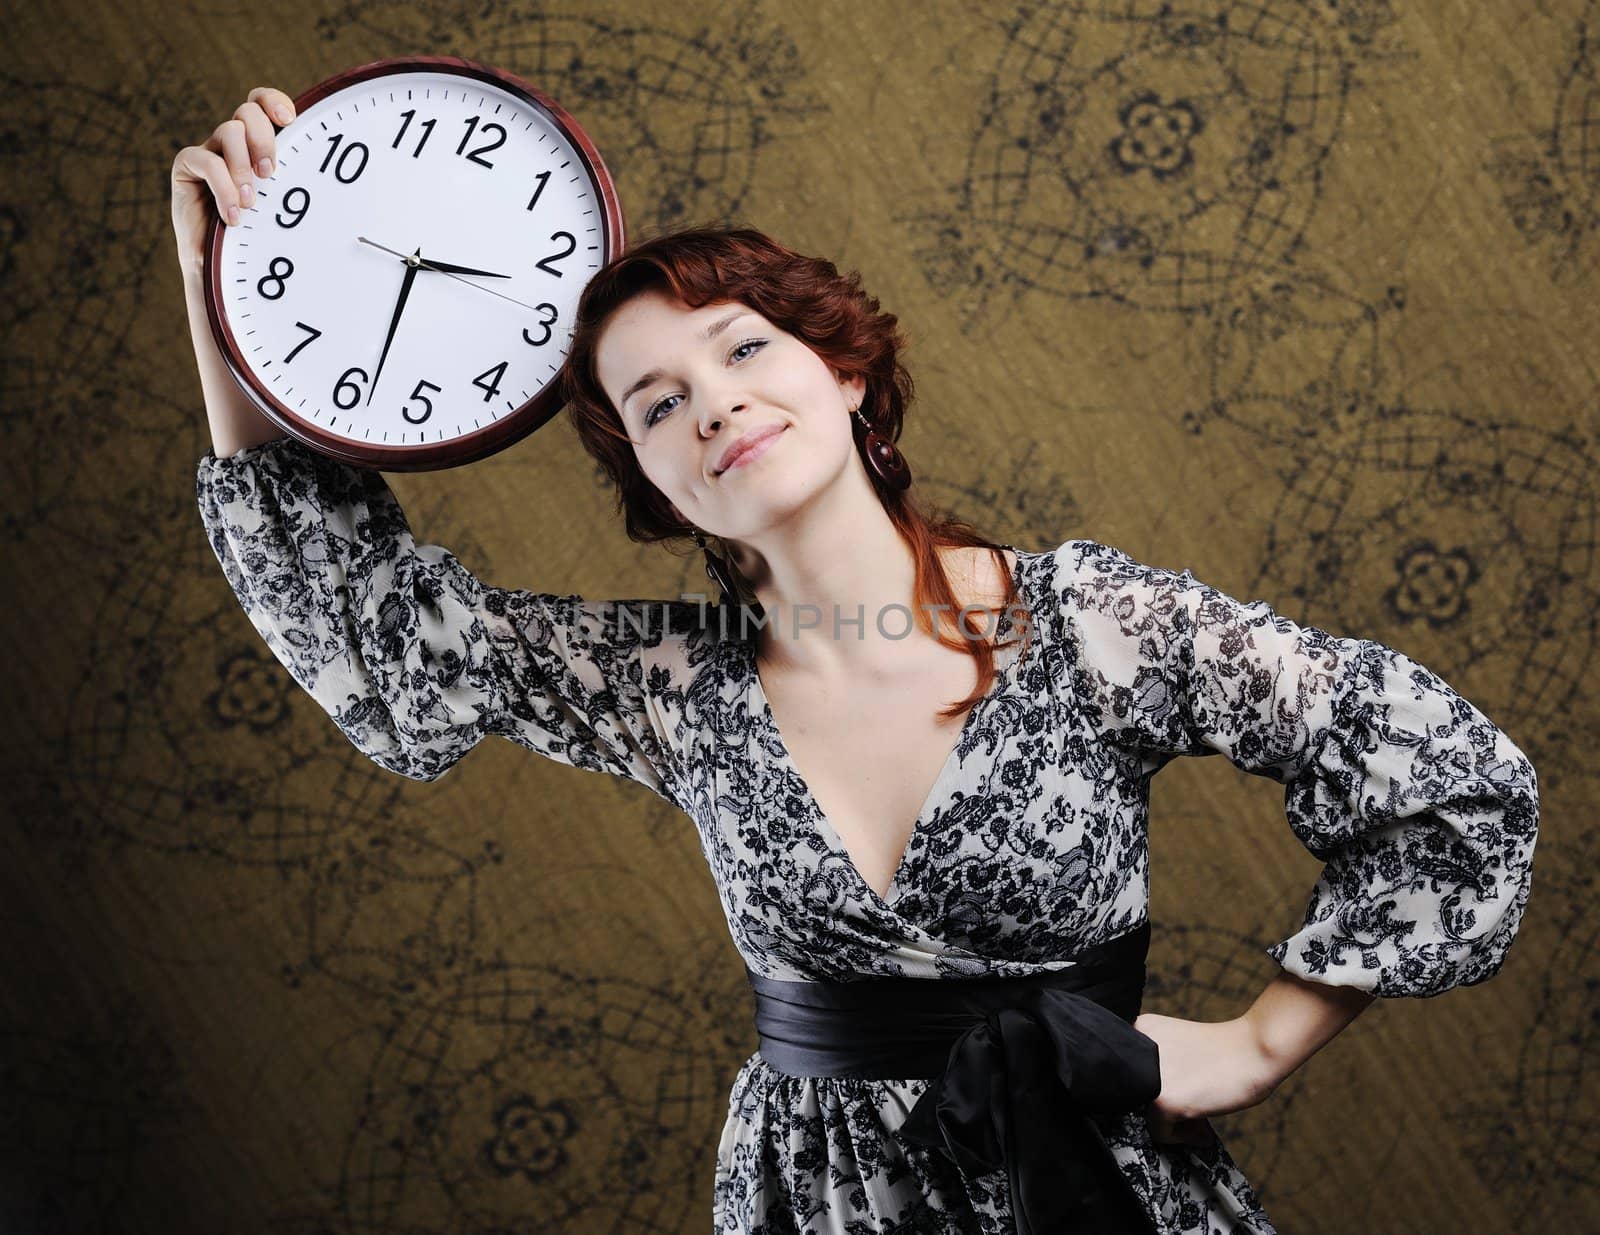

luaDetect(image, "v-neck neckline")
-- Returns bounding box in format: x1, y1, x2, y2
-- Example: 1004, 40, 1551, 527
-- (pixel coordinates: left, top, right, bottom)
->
742, 545, 1031, 912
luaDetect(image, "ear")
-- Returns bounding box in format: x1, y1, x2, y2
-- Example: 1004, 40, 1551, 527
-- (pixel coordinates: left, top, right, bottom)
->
836, 370, 867, 410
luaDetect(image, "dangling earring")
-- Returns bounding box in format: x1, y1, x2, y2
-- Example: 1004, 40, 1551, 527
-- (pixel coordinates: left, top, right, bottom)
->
852, 403, 913, 491
693, 530, 740, 602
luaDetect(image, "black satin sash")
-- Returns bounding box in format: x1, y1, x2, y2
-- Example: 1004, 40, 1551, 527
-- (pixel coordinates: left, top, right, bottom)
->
745, 921, 1162, 1235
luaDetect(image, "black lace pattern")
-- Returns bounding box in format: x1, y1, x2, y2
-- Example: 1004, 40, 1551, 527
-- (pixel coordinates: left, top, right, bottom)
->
197, 437, 1539, 1234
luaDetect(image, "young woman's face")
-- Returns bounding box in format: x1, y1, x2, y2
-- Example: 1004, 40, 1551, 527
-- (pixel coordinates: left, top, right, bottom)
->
594, 288, 866, 541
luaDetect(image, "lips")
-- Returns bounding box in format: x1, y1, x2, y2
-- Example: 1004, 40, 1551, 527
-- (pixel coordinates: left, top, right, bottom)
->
715, 424, 786, 476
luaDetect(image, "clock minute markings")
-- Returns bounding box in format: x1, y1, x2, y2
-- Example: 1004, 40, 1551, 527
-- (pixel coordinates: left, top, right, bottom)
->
248, 88, 593, 445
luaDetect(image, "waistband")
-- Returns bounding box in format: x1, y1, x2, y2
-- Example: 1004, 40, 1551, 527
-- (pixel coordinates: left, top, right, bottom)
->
744, 921, 1161, 1235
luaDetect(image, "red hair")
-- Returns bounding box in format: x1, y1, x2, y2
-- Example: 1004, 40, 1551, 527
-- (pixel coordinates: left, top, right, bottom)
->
560, 224, 1032, 722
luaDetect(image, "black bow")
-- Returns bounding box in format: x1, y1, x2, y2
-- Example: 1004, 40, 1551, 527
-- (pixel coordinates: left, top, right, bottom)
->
896, 987, 1163, 1235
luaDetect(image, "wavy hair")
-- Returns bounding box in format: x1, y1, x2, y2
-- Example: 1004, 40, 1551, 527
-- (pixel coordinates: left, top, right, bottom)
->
560, 224, 1031, 722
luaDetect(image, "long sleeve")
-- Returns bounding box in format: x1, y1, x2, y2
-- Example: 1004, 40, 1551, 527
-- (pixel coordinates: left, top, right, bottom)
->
1055, 537, 1540, 998
196, 435, 686, 800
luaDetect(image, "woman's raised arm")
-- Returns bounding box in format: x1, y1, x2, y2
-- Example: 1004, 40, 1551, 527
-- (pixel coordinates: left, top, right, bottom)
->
196, 437, 690, 799
177, 86, 691, 800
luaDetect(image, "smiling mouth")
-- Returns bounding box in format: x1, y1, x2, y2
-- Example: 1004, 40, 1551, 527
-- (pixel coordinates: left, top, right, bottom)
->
716, 426, 786, 476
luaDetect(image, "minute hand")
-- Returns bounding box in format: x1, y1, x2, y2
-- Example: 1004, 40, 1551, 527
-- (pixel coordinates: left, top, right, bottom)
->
368, 252, 421, 407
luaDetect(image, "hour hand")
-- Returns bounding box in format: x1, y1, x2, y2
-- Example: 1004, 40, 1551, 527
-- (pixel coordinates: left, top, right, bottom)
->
418, 254, 511, 279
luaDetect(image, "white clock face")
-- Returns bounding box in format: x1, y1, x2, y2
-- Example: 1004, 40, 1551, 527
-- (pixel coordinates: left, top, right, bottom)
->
215, 68, 607, 452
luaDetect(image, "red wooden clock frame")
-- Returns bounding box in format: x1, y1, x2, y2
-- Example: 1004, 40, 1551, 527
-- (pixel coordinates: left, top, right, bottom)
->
202, 55, 626, 472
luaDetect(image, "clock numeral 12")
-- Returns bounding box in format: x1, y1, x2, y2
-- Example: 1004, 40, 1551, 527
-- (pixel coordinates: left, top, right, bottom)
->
456, 116, 507, 168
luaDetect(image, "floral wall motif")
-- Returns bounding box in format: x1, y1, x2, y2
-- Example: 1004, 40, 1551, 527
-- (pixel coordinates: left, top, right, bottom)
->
1, 1, 1590, 1232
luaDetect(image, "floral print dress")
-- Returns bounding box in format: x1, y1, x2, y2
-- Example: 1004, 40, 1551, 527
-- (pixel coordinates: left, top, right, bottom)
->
196, 436, 1540, 1235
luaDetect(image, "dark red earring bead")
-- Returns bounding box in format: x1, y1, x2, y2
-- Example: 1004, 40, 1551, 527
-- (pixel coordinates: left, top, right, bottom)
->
862, 430, 912, 491
853, 405, 912, 491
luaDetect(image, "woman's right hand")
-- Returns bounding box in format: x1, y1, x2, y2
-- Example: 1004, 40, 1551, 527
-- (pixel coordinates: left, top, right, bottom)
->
170, 86, 298, 280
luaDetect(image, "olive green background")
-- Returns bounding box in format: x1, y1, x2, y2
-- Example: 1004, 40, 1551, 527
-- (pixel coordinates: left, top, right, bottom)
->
2, 0, 1594, 1231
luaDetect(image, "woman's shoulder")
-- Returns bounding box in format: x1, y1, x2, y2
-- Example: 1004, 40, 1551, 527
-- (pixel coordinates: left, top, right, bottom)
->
940, 543, 1021, 611
1032, 536, 1161, 581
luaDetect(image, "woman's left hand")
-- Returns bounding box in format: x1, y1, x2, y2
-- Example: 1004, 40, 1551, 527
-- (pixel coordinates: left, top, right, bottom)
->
1131, 1012, 1278, 1148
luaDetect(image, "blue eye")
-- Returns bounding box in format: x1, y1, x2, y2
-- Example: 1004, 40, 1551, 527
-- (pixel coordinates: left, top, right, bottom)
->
643, 394, 680, 426
644, 338, 768, 427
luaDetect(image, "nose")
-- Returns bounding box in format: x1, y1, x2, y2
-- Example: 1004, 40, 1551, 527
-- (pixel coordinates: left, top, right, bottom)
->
699, 397, 748, 436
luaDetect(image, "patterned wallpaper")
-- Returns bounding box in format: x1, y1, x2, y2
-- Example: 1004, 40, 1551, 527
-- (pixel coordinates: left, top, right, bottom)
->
1, 0, 1592, 1231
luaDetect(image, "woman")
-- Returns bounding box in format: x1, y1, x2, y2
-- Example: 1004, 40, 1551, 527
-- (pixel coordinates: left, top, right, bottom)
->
174, 87, 1540, 1234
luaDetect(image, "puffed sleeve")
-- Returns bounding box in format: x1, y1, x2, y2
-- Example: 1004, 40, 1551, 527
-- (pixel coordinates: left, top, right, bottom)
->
196, 435, 686, 800
1056, 537, 1540, 998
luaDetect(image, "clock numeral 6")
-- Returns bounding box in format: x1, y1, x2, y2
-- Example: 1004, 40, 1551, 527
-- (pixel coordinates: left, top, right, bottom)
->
318, 133, 370, 184
404, 379, 441, 425
256, 256, 295, 301
522, 302, 560, 347
275, 186, 311, 229
333, 366, 369, 410
536, 232, 576, 277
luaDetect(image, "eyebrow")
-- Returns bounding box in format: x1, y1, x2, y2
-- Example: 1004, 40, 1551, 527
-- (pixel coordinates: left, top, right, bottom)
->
618, 309, 754, 416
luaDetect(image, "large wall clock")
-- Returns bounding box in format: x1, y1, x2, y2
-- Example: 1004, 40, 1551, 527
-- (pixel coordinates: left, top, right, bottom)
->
202, 55, 625, 471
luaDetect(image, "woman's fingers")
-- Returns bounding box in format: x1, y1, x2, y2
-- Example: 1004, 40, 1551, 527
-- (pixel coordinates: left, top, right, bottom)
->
172, 144, 243, 226
207, 118, 254, 220
247, 85, 296, 129
200, 90, 297, 223
170, 86, 299, 277
231, 98, 278, 181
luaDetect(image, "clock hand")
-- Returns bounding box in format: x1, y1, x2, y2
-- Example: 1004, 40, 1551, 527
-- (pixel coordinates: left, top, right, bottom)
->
368, 248, 422, 408
416, 255, 511, 279
357, 235, 544, 312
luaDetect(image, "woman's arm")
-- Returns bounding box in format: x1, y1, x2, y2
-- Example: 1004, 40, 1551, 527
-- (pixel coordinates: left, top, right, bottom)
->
1240, 970, 1377, 1087
196, 429, 695, 798
1056, 536, 1541, 999
1135, 974, 1376, 1144
182, 266, 286, 457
